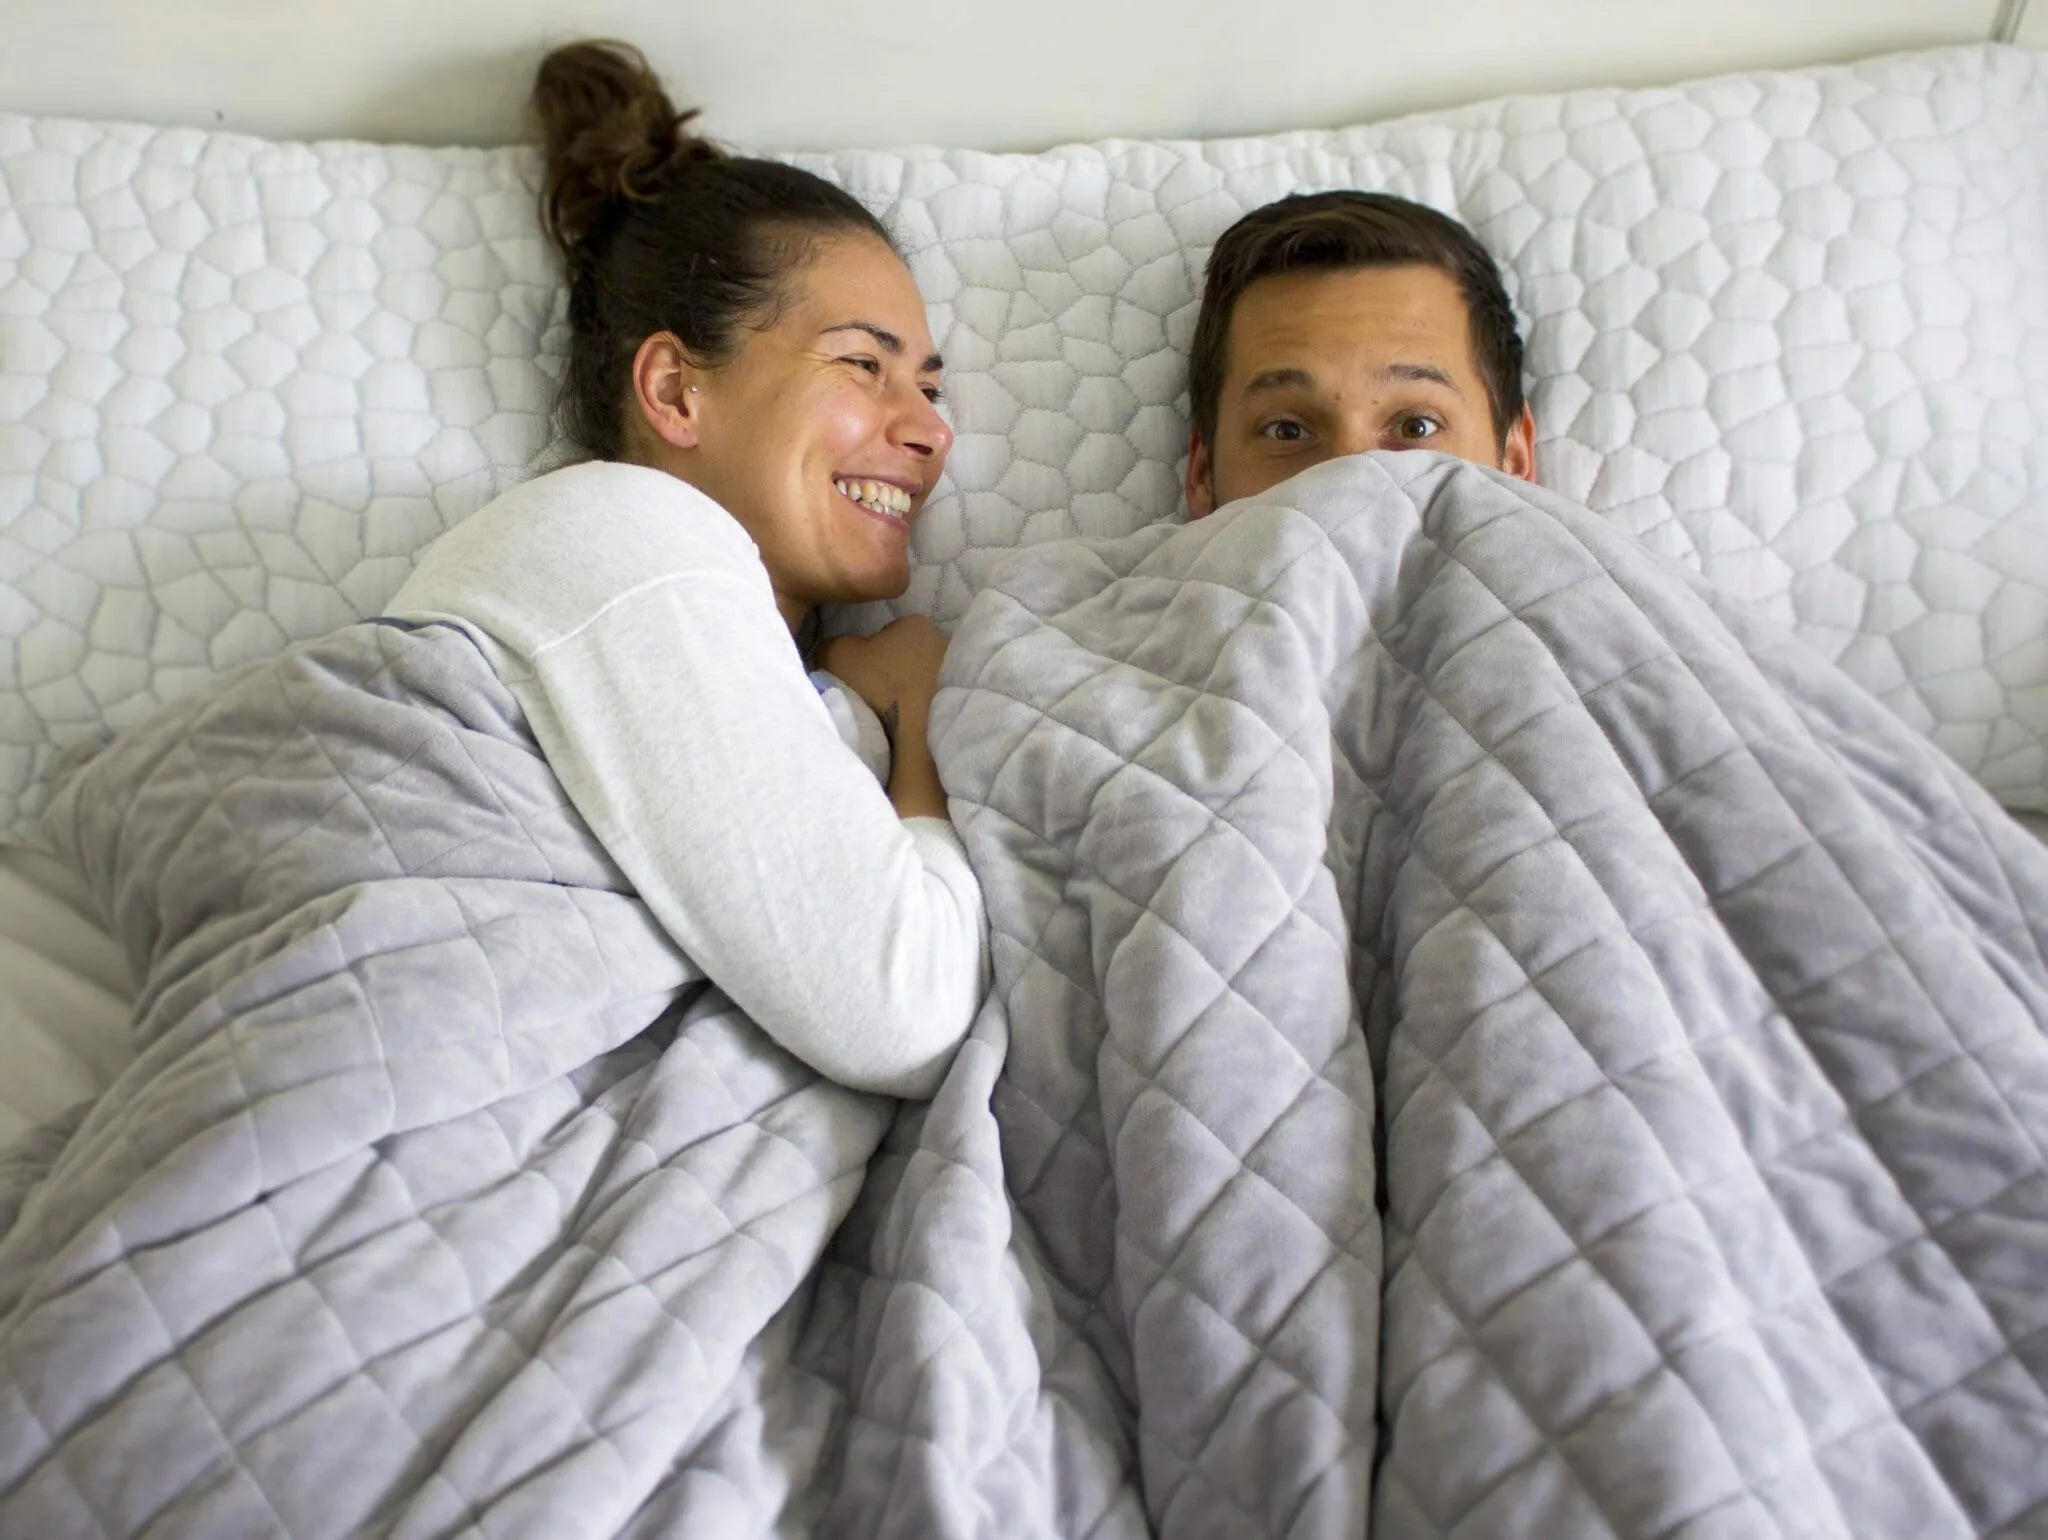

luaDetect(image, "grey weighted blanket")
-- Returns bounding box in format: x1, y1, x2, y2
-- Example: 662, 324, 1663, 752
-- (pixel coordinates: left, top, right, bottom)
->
3, 451, 2045, 1538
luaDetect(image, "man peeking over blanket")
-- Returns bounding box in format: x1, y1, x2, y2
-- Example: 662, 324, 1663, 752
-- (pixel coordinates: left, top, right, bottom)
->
916, 191, 2048, 1538
1184, 189, 1539, 510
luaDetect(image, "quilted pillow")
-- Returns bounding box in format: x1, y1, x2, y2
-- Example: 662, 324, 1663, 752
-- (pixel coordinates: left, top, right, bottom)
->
2, 42, 2044, 839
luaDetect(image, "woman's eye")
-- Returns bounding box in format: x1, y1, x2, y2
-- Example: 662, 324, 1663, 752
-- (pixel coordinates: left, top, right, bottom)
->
1259, 419, 1309, 443
1396, 415, 1442, 440
922, 385, 944, 404
844, 356, 883, 376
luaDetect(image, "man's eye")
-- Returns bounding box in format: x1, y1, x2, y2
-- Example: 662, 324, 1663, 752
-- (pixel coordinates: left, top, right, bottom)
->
1396, 415, 1442, 440
1259, 419, 1309, 443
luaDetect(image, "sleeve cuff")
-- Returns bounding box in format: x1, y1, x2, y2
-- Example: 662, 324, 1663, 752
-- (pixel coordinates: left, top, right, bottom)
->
901, 814, 970, 870
901, 814, 991, 1017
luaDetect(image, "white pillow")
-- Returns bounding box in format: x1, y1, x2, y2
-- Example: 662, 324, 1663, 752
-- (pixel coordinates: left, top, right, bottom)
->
3, 42, 2044, 840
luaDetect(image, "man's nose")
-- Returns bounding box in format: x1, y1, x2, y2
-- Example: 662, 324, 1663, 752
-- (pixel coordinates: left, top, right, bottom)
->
1327, 417, 1378, 460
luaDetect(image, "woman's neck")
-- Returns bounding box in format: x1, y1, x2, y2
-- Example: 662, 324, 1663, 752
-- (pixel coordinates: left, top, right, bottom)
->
774, 590, 813, 636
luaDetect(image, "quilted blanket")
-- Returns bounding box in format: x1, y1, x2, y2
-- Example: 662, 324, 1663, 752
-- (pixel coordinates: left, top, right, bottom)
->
4, 452, 2047, 1538
926, 454, 2048, 1537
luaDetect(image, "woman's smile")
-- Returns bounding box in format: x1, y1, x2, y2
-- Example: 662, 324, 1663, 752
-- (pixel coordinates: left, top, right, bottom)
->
833, 476, 916, 527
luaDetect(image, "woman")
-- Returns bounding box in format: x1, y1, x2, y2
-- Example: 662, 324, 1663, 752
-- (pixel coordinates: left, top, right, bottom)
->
387, 40, 986, 1097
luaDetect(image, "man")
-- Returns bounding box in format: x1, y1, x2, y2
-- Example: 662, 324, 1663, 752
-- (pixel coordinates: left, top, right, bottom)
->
1184, 190, 1537, 518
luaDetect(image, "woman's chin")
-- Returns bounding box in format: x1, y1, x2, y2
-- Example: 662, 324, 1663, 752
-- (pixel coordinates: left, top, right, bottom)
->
862, 571, 913, 603
834, 557, 912, 605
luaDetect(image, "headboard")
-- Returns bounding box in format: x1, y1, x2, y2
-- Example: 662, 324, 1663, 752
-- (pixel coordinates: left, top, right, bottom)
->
0, 0, 2026, 153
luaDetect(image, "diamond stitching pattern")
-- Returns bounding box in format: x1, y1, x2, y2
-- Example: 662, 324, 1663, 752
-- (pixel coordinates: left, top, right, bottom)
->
928, 449, 2048, 1536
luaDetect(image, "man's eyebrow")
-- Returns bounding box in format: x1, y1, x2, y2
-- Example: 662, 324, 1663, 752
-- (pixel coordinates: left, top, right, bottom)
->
821, 320, 943, 374
1381, 361, 1462, 394
1242, 361, 1463, 396
1242, 366, 1315, 395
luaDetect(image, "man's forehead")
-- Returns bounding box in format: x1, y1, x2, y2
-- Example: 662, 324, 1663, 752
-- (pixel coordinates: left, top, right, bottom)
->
1224, 263, 1475, 383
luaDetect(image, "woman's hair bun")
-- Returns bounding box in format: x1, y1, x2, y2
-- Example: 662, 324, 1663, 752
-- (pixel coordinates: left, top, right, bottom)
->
533, 40, 722, 264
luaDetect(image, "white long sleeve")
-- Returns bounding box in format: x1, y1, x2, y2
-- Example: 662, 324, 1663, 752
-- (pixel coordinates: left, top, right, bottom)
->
387, 460, 988, 1098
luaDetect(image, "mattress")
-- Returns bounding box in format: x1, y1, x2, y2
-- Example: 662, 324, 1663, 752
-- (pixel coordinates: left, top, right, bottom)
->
1, 42, 2045, 850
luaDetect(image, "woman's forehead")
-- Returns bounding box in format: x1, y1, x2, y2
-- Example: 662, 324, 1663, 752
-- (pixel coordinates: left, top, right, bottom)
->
788, 236, 935, 351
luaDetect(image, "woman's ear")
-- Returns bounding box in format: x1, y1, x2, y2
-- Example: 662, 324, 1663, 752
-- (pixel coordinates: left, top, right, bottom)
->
630, 331, 705, 452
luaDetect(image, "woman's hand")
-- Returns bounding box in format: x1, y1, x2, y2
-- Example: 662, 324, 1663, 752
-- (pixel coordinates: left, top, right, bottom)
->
816, 615, 948, 730
816, 616, 951, 819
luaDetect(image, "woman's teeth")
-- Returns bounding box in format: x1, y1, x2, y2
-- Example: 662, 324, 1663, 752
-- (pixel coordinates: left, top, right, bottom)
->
834, 478, 912, 517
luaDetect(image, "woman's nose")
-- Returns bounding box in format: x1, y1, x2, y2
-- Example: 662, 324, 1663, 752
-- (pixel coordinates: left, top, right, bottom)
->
895, 386, 954, 461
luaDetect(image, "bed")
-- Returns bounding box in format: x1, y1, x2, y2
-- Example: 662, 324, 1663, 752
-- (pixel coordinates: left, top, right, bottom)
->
3, 22, 2047, 1539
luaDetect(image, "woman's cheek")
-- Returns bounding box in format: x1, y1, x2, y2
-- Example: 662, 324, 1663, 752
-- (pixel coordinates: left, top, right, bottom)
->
815, 381, 886, 461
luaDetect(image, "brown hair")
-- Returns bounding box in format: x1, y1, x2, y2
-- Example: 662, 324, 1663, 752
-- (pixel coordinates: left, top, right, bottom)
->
1187, 191, 1526, 448
532, 41, 894, 457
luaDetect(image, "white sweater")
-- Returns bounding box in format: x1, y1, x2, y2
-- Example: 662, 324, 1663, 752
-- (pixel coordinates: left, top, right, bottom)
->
387, 461, 988, 1098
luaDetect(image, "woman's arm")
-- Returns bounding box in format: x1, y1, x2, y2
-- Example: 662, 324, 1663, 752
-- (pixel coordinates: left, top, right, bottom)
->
390, 464, 988, 1099
883, 695, 946, 820
523, 577, 986, 1099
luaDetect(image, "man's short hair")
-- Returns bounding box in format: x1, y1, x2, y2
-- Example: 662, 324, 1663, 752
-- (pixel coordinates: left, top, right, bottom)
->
1188, 190, 1527, 448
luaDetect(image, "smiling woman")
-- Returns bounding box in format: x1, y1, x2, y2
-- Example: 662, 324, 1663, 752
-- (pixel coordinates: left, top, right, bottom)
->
630, 248, 954, 626
379, 40, 988, 1097
532, 41, 953, 623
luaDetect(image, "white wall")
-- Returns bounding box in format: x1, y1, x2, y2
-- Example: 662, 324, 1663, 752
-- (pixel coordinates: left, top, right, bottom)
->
2019, 0, 2048, 44
0, 0, 2007, 152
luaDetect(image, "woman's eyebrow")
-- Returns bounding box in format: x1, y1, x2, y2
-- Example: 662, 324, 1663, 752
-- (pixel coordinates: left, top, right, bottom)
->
821, 321, 943, 373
